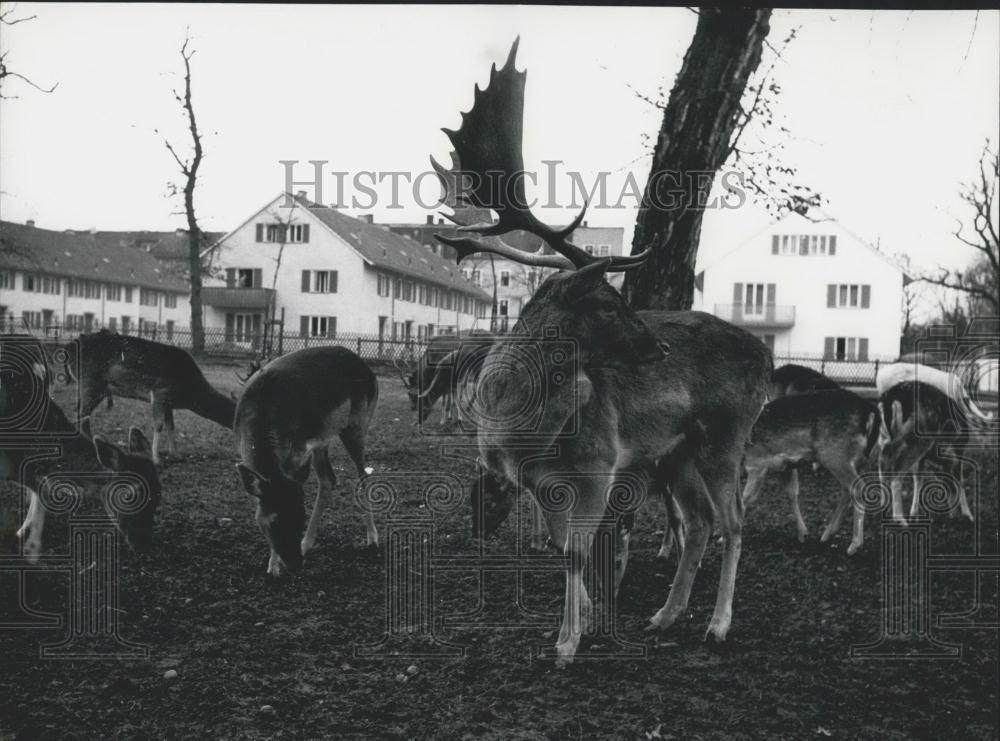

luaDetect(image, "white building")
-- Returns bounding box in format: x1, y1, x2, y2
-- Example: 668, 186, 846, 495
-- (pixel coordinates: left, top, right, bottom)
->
0, 220, 190, 338
203, 194, 491, 343
693, 211, 908, 359
384, 218, 625, 330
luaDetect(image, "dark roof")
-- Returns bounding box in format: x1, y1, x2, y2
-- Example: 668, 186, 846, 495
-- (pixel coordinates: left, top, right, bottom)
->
300, 200, 490, 300
90, 230, 225, 262
0, 221, 189, 292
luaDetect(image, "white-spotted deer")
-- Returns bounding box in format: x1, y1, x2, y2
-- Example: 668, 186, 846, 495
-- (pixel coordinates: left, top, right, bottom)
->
1, 347, 161, 560
740, 389, 882, 554
69, 330, 236, 465
433, 40, 772, 665
234, 346, 379, 578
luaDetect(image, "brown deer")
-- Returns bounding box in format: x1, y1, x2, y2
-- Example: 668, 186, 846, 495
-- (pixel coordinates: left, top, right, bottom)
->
1, 357, 161, 561
740, 389, 882, 554
433, 40, 772, 665
67, 330, 236, 464
234, 346, 379, 578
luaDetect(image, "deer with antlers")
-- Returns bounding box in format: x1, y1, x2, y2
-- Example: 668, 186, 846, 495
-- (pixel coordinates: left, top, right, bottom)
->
433, 40, 772, 665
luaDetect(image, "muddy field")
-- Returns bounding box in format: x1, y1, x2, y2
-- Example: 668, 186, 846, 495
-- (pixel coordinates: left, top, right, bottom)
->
1, 363, 998, 740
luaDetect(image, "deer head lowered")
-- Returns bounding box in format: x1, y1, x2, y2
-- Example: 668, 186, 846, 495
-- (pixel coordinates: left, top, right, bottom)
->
432, 39, 772, 666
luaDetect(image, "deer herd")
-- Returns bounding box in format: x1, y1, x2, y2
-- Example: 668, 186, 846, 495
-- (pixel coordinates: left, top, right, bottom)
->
1, 40, 994, 666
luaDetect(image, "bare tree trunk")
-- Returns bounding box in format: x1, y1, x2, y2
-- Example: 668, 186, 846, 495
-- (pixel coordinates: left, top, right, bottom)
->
163, 38, 206, 353
623, 8, 772, 311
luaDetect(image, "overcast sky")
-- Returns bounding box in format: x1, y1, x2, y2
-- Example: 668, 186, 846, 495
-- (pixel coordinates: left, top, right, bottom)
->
1, 5, 997, 282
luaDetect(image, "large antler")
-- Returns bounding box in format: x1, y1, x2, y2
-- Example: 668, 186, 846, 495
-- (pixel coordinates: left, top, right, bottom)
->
432, 38, 651, 272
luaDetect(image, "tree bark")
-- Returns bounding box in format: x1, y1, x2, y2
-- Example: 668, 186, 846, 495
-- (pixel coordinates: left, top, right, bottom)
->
623, 8, 772, 311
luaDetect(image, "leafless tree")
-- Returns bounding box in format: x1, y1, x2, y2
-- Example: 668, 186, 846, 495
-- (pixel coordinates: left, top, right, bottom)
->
919, 142, 999, 314
157, 34, 207, 353
623, 8, 775, 311
0, 7, 58, 99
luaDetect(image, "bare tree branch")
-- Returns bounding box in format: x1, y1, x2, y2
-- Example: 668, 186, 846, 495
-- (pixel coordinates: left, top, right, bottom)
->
0, 10, 58, 97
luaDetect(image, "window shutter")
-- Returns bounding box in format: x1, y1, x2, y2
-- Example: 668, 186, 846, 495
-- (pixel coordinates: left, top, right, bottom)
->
302, 223, 310, 243
301, 270, 311, 292
732, 283, 743, 304
226, 268, 236, 288
766, 283, 776, 306
858, 338, 869, 361
255, 224, 263, 242
327, 316, 336, 337
330, 270, 338, 293
799, 238, 808, 256
824, 337, 834, 359
300, 316, 309, 337
771, 235, 779, 255
826, 284, 836, 308
828, 236, 837, 255
252, 268, 263, 289
861, 285, 871, 308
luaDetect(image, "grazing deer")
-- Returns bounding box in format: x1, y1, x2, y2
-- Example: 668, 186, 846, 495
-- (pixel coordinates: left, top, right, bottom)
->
771, 363, 840, 398
67, 330, 236, 464
397, 332, 496, 426
878, 381, 974, 524
234, 346, 379, 578
877, 361, 993, 422
740, 389, 882, 555
433, 40, 772, 665
1, 382, 160, 560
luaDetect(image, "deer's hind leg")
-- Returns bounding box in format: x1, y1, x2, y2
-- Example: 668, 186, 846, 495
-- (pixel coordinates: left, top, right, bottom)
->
340, 415, 378, 547
150, 391, 176, 464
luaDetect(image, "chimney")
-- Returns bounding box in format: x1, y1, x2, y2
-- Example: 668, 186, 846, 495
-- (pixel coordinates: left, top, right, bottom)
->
437, 218, 445, 225
26, 219, 35, 228
426, 214, 434, 225
581, 220, 588, 228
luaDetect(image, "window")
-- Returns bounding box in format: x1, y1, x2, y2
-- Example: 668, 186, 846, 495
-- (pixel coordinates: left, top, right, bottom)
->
303, 270, 337, 294
139, 288, 159, 306
228, 313, 260, 343
0, 271, 13, 290
772, 234, 838, 256
403, 281, 414, 302
238, 269, 255, 288
584, 245, 594, 255
121, 316, 131, 334
24, 274, 60, 295
377, 273, 391, 297
827, 284, 870, 309
599, 245, 610, 257
165, 293, 178, 309
125, 287, 133, 303
500, 270, 510, 287
471, 270, 481, 286
166, 320, 175, 341
106, 283, 122, 302
23, 311, 42, 329
255, 222, 311, 243
24, 274, 36, 292
824, 336, 869, 361
108, 317, 117, 331
300, 315, 335, 338
393, 278, 401, 299
499, 299, 509, 317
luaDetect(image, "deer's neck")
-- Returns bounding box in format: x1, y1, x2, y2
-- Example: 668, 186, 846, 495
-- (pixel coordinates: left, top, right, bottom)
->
188, 384, 237, 429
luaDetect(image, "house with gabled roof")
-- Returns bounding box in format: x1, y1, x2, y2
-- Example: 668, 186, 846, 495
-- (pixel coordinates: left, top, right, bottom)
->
202, 193, 492, 343
693, 210, 910, 359
0, 219, 190, 337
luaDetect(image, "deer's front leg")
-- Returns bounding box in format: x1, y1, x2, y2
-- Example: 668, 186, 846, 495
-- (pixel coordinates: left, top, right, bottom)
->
15, 488, 45, 563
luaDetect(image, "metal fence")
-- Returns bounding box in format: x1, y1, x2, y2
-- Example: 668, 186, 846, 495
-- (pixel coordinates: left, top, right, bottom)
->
771, 354, 897, 388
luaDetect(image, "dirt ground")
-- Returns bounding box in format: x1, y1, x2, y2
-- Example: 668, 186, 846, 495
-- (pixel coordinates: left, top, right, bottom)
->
1, 363, 998, 740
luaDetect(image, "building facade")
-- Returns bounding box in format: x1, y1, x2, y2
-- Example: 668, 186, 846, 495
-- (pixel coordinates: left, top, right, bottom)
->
203, 194, 491, 344
383, 217, 625, 330
693, 212, 908, 359
0, 220, 190, 338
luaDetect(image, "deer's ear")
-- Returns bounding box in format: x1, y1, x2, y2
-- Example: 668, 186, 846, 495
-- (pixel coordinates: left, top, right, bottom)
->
128, 427, 151, 457
562, 259, 610, 301
93, 436, 125, 470
236, 463, 267, 498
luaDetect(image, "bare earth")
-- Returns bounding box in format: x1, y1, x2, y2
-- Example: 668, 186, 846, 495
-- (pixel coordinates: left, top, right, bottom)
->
1, 363, 997, 739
